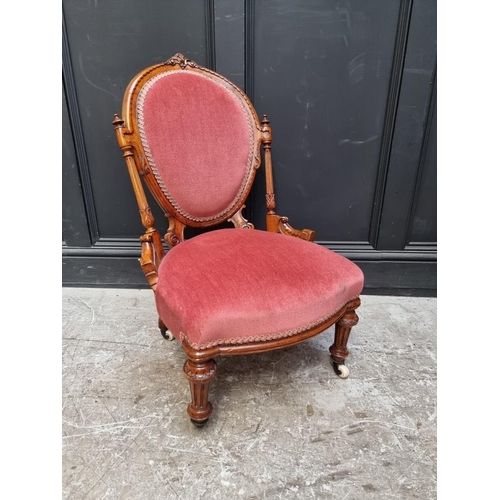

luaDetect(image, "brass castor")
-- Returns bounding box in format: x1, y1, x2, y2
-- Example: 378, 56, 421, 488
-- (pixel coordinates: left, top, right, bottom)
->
190, 418, 209, 427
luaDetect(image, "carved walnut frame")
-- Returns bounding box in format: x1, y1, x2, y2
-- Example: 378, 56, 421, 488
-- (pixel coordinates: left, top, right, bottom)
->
113, 53, 361, 426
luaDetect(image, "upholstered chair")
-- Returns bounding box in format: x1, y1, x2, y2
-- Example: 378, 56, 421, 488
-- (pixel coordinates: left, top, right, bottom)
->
113, 53, 363, 426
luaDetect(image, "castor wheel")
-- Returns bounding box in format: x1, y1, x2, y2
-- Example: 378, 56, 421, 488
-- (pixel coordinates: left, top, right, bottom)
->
160, 327, 175, 341
159, 318, 175, 341
190, 418, 209, 427
330, 356, 350, 379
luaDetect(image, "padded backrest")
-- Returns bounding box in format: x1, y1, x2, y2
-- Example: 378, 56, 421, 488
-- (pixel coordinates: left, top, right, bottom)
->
134, 64, 258, 223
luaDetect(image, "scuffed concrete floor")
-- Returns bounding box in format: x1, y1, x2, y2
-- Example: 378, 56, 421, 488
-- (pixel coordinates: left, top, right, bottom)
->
62, 288, 436, 500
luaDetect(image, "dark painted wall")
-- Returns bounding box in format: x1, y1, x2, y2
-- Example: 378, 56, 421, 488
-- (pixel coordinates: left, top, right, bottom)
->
63, 0, 436, 295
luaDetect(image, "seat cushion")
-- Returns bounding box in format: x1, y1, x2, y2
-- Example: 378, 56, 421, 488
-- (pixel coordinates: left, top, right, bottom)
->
155, 229, 364, 349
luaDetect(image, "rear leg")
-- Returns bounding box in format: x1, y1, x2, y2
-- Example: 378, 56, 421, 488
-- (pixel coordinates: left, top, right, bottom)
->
159, 317, 175, 341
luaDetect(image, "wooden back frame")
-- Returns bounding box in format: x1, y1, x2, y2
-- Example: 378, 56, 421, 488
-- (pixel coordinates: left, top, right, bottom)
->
113, 53, 314, 290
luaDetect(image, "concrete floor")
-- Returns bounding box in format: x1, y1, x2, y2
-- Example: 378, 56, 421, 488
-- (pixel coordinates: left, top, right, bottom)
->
62, 288, 436, 500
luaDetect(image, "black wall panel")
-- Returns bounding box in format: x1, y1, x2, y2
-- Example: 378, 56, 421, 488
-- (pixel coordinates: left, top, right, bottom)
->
62, 0, 437, 295
376, 0, 437, 250
63, 0, 210, 240
62, 84, 90, 247
408, 94, 437, 245
250, 0, 400, 243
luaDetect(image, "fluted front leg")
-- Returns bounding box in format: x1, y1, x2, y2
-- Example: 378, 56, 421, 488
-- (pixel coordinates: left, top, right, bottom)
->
183, 358, 217, 426
329, 298, 361, 378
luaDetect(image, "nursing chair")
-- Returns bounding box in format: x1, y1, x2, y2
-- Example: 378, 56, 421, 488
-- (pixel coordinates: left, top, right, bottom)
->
113, 53, 364, 426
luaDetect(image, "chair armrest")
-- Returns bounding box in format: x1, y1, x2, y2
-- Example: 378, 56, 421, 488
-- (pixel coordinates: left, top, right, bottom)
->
259, 116, 314, 243
266, 214, 315, 242
139, 228, 165, 290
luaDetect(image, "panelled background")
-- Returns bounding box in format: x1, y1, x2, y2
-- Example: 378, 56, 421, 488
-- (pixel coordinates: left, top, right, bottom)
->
63, 0, 436, 295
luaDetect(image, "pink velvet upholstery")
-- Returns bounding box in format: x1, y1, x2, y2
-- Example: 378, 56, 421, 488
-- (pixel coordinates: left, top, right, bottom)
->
155, 229, 364, 349
137, 71, 254, 220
